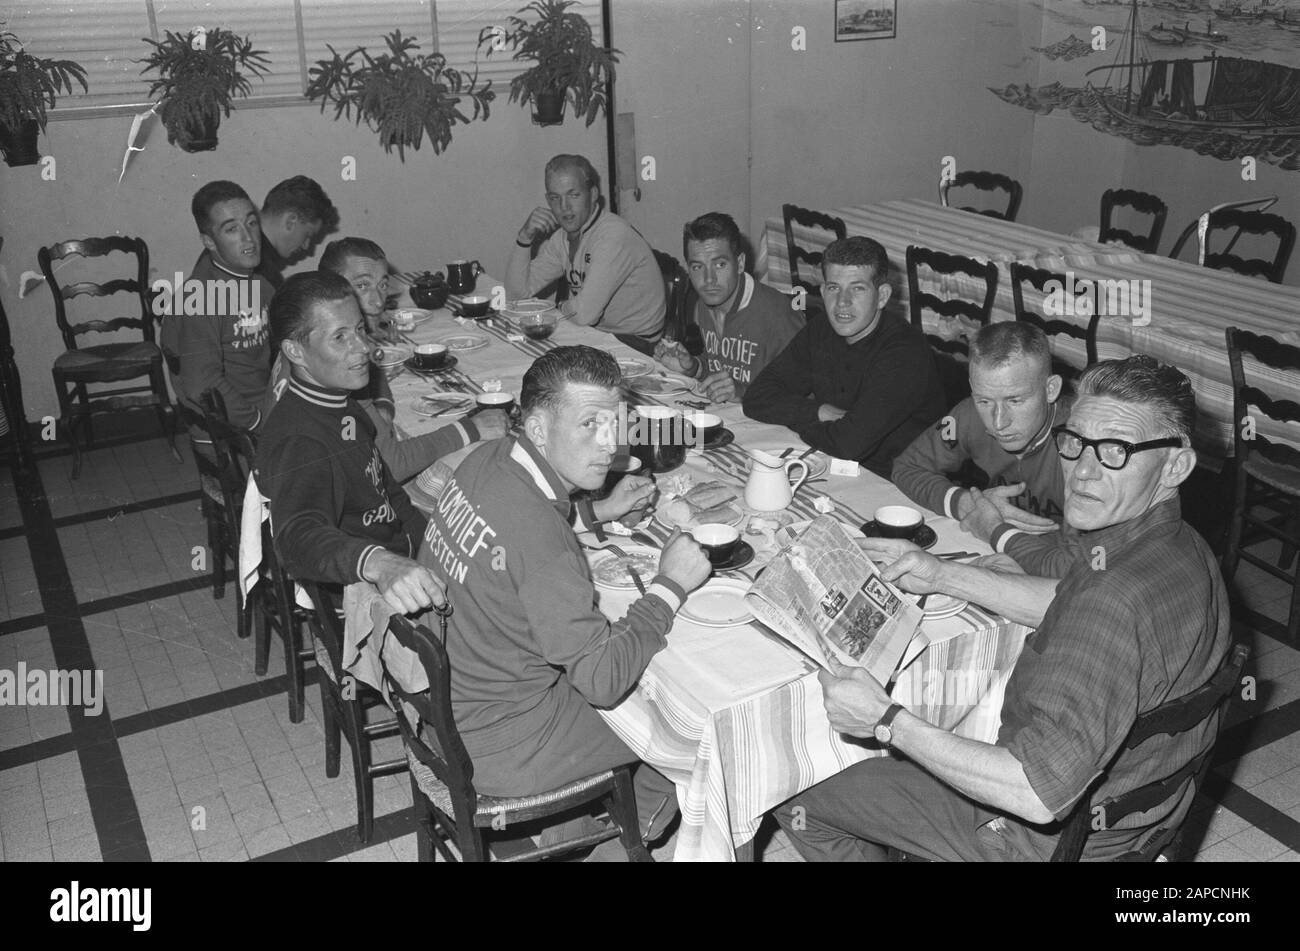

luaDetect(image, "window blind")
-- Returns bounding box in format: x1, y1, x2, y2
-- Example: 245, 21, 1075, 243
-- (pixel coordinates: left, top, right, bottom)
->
5, 0, 602, 117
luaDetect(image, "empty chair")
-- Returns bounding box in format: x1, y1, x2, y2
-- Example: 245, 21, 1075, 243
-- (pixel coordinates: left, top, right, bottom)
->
37, 236, 179, 478
299, 581, 407, 843
1050, 643, 1249, 861
1202, 209, 1295, 283
906, 245, 999, 405
1009, 262, 1100, 384
385, 612, 651, 862
1099, 188, 1168, 254
1222, 327, 1300, 643
782, 203, 847, 295
940, 171, 1023, 222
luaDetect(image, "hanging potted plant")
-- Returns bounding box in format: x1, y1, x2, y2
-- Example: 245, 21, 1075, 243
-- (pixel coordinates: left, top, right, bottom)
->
480, 0, 619, 127
307, 30, 494, 160
0, 29, 87, 167
139, 27, 268, 152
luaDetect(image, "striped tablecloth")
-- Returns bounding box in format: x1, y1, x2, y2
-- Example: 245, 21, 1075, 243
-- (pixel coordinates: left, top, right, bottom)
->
756, 198, 1300, 460
386, 272, 1030, 863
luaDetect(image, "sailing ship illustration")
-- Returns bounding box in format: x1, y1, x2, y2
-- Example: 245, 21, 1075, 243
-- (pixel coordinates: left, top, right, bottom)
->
990, 0, 1300, 168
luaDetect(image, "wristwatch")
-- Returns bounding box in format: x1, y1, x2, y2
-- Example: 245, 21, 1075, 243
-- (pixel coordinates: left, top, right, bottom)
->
874, 703, 905, 747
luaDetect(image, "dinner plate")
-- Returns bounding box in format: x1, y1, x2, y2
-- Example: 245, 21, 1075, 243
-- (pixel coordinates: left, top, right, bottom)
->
631, 374, 693, 396
371, 343, 413, 368
679, 578, 754, 627
410, 393, 474, 418
391, 308, 435, 326
921, 593, 969, 620
617, 358, 652, 379
437, 333, 490, 353
588, 545, 661, 591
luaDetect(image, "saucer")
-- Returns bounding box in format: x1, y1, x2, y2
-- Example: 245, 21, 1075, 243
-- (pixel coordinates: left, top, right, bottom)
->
371, 342, 412, 368
438, 333, 490, 352
859, 521, 938, 550
404, 354, 458, 375
711, 540, 755, 573
411, 393, 474, 418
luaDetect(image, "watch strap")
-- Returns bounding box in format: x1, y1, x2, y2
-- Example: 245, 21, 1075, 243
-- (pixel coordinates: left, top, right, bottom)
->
877, 702, 905, 735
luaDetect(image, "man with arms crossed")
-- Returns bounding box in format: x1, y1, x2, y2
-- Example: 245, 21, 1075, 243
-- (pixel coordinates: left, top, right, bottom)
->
418, 346, 711, 855
506, 154, 665, 356
775, 356, 1230, 861
654, 212, 803, 403
743, 236, 946, 476
892, 322, 1068, 541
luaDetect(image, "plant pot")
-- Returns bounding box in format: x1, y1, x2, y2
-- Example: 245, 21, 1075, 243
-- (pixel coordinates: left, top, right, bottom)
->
532, 90, 565, 126
0, 120, 41, 167
172, 113, 221, 153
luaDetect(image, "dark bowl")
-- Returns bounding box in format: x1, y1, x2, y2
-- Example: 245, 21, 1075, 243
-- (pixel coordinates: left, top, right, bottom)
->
411, 282, 449, 310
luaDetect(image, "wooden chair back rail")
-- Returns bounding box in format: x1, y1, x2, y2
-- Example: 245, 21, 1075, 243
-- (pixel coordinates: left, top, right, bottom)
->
1202, 209, 1295, 283
41, 236, 143, 260
942, 171, 1023, 221
783, 203, 847, 288
385, 611, 480, 807
1049, 643, 1249, 862
1009, 262, 1101, 367
1100, 188, 1168, 254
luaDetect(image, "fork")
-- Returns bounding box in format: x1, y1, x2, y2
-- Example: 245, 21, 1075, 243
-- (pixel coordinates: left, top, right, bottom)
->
602, 542, 647, 595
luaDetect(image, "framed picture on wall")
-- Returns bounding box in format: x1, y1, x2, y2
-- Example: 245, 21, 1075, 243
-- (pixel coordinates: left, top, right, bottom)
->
835, 0, 897, 42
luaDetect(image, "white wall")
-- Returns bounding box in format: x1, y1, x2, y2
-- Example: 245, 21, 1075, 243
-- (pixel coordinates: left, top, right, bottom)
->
3, 94, 603, 422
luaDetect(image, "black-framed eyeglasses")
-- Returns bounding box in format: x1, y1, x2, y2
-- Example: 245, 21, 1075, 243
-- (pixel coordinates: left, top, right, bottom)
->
1051, 426, 1182, 471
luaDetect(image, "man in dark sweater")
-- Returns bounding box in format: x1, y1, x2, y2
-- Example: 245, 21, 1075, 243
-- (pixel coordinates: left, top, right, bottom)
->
262, 237, 507, 483
654, 212, 804, 403
418, 346, 711, 853
892, 322, 1069, 539
742, 236, 946, 476
258, 176, 339, 288
160, 180, 274, 436
258, 271, 443, 614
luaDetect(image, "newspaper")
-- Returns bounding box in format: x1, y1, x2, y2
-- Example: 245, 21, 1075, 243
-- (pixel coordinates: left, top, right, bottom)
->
744, 516, 923, 684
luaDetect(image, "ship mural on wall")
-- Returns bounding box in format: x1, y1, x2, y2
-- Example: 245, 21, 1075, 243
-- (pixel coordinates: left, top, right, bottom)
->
991, 0, 1300, 169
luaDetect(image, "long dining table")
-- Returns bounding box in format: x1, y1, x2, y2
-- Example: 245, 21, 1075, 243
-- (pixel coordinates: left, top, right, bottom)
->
756, 198, 1300, 461
376, 272, 1031, 862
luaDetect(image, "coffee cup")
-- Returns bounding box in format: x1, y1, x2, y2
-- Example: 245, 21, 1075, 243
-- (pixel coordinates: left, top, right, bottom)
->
447, 259, 483, 295
684, 412, 723, 447
411, 343, 448, 371
475, 391, 515, 414
460, 294, 491, 319
874, 505, 924, 540
692, 523, 741, 567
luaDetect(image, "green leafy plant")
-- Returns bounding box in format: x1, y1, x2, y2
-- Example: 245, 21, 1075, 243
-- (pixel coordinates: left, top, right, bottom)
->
306, 30, 493, 160
480, 0, 619, 126
139, 28, 269, 151
0, 29, 87, 164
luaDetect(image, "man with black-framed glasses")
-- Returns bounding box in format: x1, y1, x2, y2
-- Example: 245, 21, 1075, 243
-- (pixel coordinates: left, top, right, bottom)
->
775, 355, 1231, 861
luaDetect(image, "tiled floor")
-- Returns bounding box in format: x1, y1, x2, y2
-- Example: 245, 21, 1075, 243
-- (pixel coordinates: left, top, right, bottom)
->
3, 425, 1300, 862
